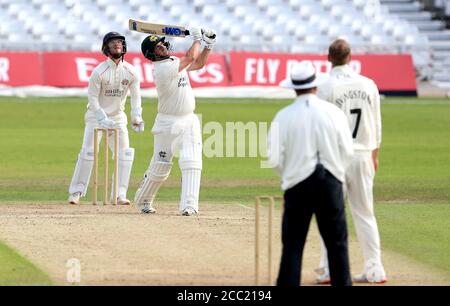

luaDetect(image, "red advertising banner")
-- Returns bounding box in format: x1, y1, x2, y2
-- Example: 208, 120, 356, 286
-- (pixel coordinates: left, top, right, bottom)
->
0, 51, 416, 94
228, 52, 417, 92
42, 52, 104, 87
0, 52, 42, 86
41, 52, 229, 88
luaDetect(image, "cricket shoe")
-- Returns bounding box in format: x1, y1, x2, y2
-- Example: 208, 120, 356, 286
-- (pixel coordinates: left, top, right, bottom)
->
354, 260, 387, 284
181, 207, 197, 216
314, 267, 331, 285
68, 192, 82, 205
139, 200, 156, 214
117, 197, 131, 205
353, 273, 387, 284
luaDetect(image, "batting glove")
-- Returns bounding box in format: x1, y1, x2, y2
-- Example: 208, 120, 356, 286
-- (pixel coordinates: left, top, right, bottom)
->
189, 27, 202, 41
202, 28, 216, 49
95, 108, 115, 129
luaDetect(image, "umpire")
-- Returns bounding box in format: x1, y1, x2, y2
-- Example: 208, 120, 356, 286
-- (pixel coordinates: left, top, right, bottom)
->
267, 61, 354, 286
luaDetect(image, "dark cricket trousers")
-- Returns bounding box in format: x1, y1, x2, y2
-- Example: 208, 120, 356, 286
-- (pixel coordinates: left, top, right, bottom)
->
276, 164, 352, 286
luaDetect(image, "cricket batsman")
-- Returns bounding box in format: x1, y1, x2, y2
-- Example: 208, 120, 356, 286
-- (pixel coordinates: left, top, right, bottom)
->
316, 39, 386, 284
134, 27, 216, 216
68, 32, 144, 205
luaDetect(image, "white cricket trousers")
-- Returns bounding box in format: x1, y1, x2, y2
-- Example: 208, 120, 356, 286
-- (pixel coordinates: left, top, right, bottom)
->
346, 151, 382, 267
319, 151, 384, 271
150, 113, 202, 212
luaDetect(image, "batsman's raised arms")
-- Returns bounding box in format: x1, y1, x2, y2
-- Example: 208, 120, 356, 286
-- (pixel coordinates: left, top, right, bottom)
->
129, 19, 190, 37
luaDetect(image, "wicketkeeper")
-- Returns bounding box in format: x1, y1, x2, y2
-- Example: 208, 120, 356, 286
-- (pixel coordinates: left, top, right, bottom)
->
134, 27, 216, 215
68, 32, 144, 205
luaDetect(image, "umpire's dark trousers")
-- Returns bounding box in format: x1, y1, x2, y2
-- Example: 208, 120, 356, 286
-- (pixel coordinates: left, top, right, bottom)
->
276, 164, 352, 286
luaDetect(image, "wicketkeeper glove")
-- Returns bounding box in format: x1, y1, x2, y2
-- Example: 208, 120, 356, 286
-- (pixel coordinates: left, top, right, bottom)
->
202, 28, 217, 49
95, 108, 115, 129
131, 108, 144, 133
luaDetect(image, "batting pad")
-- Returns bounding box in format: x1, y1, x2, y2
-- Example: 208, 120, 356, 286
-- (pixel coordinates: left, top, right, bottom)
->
111, 148, 135, 199
134, 160, 173, 204
69, 149, 95, 196
179, 169, 201, 213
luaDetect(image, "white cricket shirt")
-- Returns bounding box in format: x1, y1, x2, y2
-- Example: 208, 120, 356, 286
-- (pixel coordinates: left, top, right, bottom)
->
317, 65, 382, 151
267, 94, 354, 190
86, 57, 141, 122
153, 56, 196, 116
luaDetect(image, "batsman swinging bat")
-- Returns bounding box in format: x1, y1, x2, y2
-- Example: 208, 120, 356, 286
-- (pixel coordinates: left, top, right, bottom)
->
129, 19, 190, 37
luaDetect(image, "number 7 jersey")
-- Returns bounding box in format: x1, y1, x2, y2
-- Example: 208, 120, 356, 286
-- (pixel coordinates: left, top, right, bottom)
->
317, 65, 382, 151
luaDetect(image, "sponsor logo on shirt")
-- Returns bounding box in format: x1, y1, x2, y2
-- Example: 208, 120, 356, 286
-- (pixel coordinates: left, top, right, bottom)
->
121, 79, 129, 85
105, 88, 125, 97
178, 76, 188, 88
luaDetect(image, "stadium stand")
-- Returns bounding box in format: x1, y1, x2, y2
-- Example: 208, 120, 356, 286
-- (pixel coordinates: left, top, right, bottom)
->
0, 0, 449, 88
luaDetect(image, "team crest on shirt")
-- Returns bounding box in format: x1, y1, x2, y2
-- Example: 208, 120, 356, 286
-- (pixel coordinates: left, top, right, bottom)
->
159, 151, 167, 159
121, 79, 129, 86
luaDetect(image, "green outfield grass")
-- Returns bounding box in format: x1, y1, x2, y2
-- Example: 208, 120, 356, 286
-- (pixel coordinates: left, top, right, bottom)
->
374, 203, 450, 273
0, 242, 52, 285
0, 96, 450, 283
1, 96, 449, 204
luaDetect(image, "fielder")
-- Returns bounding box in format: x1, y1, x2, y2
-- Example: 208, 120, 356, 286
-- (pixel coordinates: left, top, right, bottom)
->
134, 27, 216, 215
68, 32, 144, 205
315, 39, 386, 284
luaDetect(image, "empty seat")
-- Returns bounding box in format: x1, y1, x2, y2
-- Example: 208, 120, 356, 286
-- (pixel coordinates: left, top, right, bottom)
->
321, 0, 347, 10
233, 5, 258, 19
270, 35, 293, 45
0, 20, 27, 36
262, 26, 286, 41
327, 25, 353, 39
7, 3, 30, 16
291, 44, 324, 53
192, 0, 221, 7
96, 0, 124, 8
403, 34, 429, 46
31, 22, 60, 37
299, 5, 325, 20
304, 35, 330, 46
0, 0, 428, 61
264, 5, 292, 18
288, 0, 316, 10
225, 0, 252, 8
252, 18, 274, 35
63, 22, 92, 38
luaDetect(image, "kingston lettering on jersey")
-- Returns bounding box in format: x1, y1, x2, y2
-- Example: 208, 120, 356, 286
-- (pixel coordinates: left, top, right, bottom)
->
87, 57, 141, 122
317, 65, 381, 152
153, 56, 196, 116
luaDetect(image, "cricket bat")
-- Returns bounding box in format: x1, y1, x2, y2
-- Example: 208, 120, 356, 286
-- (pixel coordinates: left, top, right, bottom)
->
129, 19, 190, 37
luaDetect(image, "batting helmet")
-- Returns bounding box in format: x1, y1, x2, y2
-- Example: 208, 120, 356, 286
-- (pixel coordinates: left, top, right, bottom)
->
102, 32, 127, 57
141, 35, 170, 61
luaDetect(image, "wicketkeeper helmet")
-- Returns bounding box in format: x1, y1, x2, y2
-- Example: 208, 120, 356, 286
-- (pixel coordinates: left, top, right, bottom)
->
102, 32, 127, 57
